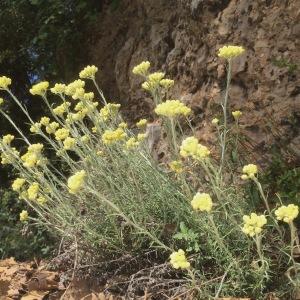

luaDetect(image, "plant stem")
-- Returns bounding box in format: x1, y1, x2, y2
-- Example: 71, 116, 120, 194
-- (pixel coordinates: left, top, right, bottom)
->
219, 60, 232, 175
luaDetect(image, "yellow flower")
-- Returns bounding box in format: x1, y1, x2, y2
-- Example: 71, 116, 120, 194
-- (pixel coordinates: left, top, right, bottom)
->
63, 137, 76, 150
218, 45, 245, 60
142, 72, 165, 91
132, 61, 150, 76
80, 135, 90, 143
30, 122, 41, 133
65, 80, 85, 96
180, 137, 210, 160
92, 127, 97, 133
53, 102, 71, 116
242, 164, 258, 180
12, 178, 26, 192
125, 137, 139, 149
99, 103, 121, 121
169, 160, 183, 174
50, 83, 66, 94
160, 79, 174, 89
79, 65, 98, 79
155, 100, 191, 118
118, 122, 128, 129
37, 196, 47, 205
0, 97, 4, 105
21, 143, 44, 168
83, 92, 95, 101
68, 170, 86, 194
2, 134, 14, 145
29, 81, 49, 96
232, 110, 242, 119
55, 128, 70, 141
20, 210, 28, 222
96, 150, 104, 156
72, 87, 85, 100
137, 133, 147, 141
102, 128, 127, 145
242, 213, 267, 237
0, 76, 12, 90
170, 249, 190, 269
27, 182, 39, 200
136, 119, 148, 128
1, 147, 20, 165
211, 118, 219, 125
191, 193, 213, 212
275, 204, 299, 223
39, 117, 50, 126
46, 122, 59, 134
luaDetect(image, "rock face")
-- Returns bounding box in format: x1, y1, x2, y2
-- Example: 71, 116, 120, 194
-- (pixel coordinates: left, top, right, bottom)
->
89, 0, 300, 162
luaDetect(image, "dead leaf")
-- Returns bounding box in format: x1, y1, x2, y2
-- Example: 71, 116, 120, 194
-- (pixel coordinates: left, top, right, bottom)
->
21, 290, 49, 300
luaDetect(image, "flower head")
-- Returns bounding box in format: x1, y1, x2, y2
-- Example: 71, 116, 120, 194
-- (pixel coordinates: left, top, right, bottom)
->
46, 122, 59, 134
170, 249, 190, 269
275, 204, 299, 223
55, 128, 70, 141
65, 80, 85, 96
169, 160, 183, 174
68, 170, 86, 194
125, 137, 139, 150
79, 65, 98, 79
20, 210, 29, 222
242, 164, 258, 180
180, 137, 210, 160
242, 213, 267, 237
50, 83, 66, 94
132, 61, 151, 76
102, 128, 127, 145
27, 182, 39, 200
39, 117, 50, 126
2, 134, 14, 145
29, 81, 49, 96
136, 119, 148, 128
218, 45, 245, 60
160, 79, 174, 89
53, 102, 70, 116
155, 100, 191, 118
191, 193, 213, 212
211, 118, 219, 125
0, 76, 12, 90
63, 137, 76, 150
0, 98, 4, 105
142, 72, 165, 91
232, 110, 242, 119
12, 178, 26, 192
99, 103, 121, 121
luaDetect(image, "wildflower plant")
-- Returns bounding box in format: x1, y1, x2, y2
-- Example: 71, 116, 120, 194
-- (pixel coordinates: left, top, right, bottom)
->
0, 49, 298, 299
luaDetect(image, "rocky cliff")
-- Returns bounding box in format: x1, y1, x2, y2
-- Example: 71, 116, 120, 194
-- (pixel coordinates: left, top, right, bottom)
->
89, 0, 300, 162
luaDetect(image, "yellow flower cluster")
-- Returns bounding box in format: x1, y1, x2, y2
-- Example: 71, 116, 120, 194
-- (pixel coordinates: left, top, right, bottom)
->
125, 137, 139, 150
46, 122, 59, 134
132, 61, 151, 76
232, 110, 242, 119
218, 45, 245, 60
50, 83, 66, 95
68, 170, 86, 194
137, 133, 146, 141
142, 72, 165, 91
12, 178, 26, 192
169, 249, 190, 269
53, 102, 71, 116
118, 122, 127, 129
0, 98, 4, 105
275, 204, 299, 223
155, 100, 191, 118
21, 143, 44, 168
29, 81, 49, 96
0, 76, 12, 90
39, 117, 50, 126
191, 193, 213, 212
79, 65, 98, 79
65, 80, 85, 96
169, 160, 183, 174
1, 147, 20, 165
211, 118, 219, 125
2, 134, 14, 145
30, 122, 42, 134
99, 103, 121, 121
242, 213, 267, 237
160, 79, 174, 89
241, 164, 258, 180
63, 137, 76, 150
27, 182, 39, 200
102, 128, 127, 145
20, 210, 28, 222
55, 128, 70, 141
180, 137, 210, 160
136, 119, 148, 128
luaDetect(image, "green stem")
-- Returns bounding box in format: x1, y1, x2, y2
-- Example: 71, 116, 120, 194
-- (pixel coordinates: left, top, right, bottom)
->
219, 60, 232, 175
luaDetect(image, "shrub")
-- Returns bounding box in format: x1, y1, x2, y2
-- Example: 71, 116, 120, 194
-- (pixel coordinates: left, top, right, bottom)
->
0, 48, 299, 298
